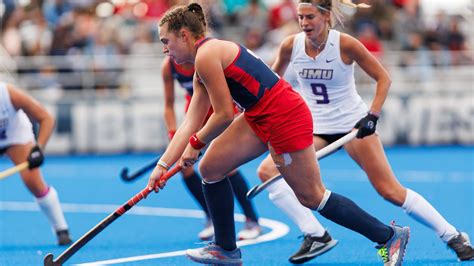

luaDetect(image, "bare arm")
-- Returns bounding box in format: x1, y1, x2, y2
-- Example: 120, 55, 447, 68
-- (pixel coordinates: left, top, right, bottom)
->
159, 74, 211, 165
192, 43, 236, 144
161, 58, 177, 132
341, 34, 391, 114
272, 35, 296, 76
8, 84, 55, 148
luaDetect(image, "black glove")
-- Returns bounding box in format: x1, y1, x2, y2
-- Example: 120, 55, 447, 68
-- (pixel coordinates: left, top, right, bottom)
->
27, 145, 44, 169
354, 113, 379, 139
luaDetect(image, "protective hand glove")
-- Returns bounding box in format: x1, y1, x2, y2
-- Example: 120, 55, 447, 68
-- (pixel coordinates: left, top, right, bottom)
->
27, 145, 44, 169
354, 113, 379, 139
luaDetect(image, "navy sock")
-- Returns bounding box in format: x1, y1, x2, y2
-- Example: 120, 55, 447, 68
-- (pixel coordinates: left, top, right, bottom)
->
203, 178, 236, 251
228, 171, 259, 222
183, 172, 209, 218
318, 192, 393, 244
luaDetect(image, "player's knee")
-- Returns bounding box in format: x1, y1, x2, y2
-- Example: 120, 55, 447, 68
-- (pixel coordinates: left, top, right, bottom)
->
293, 184, 326, 210
197, 162, 211, 181
297, 196, 318, 210
256, 163, 273, 182
376, 185, 401, 204
198, 161, 221, 182
293, 191, 320, 210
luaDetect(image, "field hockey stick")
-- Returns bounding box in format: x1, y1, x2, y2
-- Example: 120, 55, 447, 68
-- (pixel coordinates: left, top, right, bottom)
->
246, 130, 357, 199
43, 165, 182, 266
120, 157, 159, 182
0, 162, 29, 180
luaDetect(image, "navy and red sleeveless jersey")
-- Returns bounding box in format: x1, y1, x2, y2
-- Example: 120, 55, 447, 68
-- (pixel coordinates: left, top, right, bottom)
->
196, 38, 280, 111
169, 59, 195, 96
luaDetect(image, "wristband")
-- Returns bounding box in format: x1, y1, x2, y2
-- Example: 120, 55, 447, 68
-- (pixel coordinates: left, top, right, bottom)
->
369, 111, 381, 118
168, 130, 176, 140
157, 160, 170, 170
189, 133, 206, 150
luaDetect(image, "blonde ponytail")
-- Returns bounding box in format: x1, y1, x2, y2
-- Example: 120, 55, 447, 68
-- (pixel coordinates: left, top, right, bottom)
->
340, 0, 371, 9
298, 0, 370, 28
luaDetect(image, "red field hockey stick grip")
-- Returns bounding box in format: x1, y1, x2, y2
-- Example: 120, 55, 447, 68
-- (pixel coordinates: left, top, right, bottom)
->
117, 166, 182, 214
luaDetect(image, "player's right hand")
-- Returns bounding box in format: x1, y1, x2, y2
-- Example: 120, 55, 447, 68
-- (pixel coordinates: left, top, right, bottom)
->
147, 165, 168, 193
354, 113, 379, 139
27, 145, 44, 169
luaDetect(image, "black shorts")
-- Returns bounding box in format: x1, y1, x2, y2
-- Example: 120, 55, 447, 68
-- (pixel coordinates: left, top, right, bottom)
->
314, 132, 351, 145
0, 146, 10, 155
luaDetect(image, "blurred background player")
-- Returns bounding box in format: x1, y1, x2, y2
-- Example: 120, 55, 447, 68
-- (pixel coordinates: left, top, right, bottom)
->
258, 0, 474, 262
161, 57, 261, 240
0, 82, 72, 246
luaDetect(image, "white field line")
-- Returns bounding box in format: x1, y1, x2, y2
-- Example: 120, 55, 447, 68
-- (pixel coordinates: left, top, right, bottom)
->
0, 201, 289, 265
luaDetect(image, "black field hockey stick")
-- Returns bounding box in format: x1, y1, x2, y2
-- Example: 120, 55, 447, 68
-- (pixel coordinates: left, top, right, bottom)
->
44, 165, 182, 266
246, 130, 357, 199
120, 157, 159, 182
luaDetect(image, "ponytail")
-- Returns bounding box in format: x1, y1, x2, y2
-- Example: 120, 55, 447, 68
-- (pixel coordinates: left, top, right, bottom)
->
340, 0, 371, 9
187, 3, 207, 28
298, 0, 370, 28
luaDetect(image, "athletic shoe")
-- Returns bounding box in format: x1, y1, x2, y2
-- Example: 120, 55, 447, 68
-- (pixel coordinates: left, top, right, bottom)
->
186, 242, 242, 265
56, 229, 72, 246
289, 231, 338, 264
376, 224, 410, 266
237, 219, 261, 240
198, 220, 214, 241
447, 231, 474, 261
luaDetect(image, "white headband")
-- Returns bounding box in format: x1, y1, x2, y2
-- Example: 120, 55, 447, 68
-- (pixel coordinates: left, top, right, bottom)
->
298, 2, 330, 12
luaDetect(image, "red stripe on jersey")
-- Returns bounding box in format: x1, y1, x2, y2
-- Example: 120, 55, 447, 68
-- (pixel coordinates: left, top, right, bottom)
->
224, 64, 260, 97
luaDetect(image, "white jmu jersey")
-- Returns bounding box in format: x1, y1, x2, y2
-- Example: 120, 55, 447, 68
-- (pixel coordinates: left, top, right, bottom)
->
291, 30, 367, 134
0, 83, 34, 148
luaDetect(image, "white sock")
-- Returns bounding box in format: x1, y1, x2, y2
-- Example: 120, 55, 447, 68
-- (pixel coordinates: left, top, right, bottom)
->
402, 188, 458, 242
36, 186, 68, 232
267, 178, 325, 237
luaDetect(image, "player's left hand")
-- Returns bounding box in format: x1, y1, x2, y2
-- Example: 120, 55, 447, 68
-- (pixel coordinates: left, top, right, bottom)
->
180, 144, 200, 168
354, 113, 378, 138
27, 145, 44, 169
147, 165, 167, 193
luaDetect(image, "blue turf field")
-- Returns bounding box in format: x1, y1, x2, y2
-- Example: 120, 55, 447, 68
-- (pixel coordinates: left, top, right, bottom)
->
1, 146, 473, 265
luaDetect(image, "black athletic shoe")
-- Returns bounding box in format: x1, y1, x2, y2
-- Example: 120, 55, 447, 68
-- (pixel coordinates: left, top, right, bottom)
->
289, 231, 338, 264
56, 229, 72, 246
447, 232, 474, 261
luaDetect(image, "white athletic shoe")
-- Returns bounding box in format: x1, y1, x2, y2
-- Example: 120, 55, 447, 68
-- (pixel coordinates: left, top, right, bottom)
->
186, 242, 242, 265
198, 220, 214, 240
237, 219, 261, 240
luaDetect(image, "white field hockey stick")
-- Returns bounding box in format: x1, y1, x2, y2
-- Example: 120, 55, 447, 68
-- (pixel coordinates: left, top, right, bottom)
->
0, 162, 29, 180
246, 130, 357, 199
